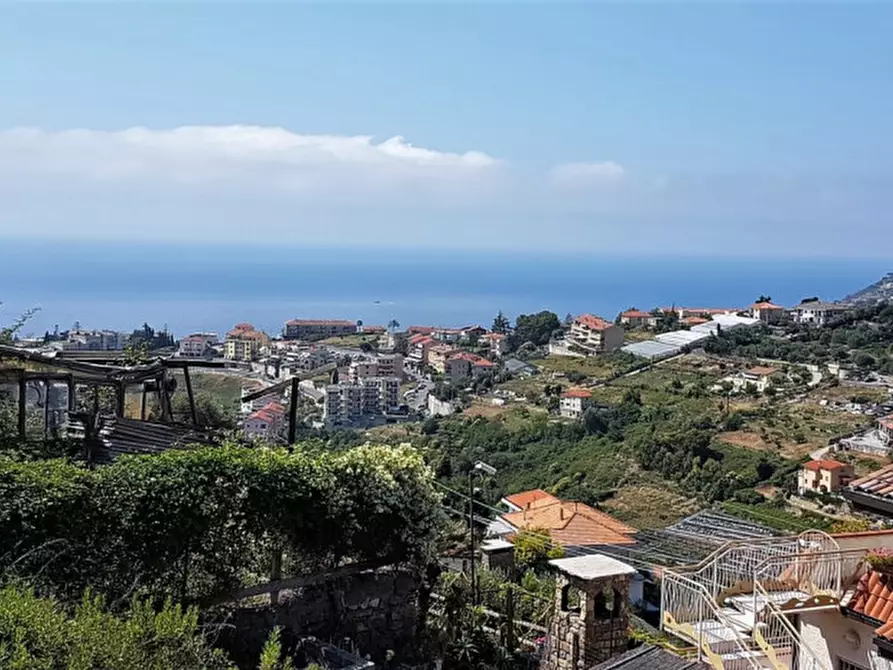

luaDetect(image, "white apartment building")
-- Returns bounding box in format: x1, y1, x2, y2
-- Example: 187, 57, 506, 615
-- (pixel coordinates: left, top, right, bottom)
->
569, 314, 625, 354
286, 348, 333, 373
349, 354, 405, 383
324, 376, 401, 425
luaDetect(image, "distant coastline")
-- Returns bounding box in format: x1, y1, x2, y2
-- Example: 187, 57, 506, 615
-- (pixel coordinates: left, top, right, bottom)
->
0, 239, 889, 338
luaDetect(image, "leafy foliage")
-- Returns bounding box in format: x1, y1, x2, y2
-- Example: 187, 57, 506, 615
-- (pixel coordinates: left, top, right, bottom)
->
0, 584, 234, 669
512, 527, 564, 572
508, 311, 560, 350
0, 443, 443, 603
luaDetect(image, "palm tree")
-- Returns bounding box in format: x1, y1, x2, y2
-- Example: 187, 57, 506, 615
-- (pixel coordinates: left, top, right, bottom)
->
387, 319, 400, 333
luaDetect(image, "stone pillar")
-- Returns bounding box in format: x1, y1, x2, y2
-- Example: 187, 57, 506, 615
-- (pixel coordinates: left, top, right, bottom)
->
544, 555, 636, 670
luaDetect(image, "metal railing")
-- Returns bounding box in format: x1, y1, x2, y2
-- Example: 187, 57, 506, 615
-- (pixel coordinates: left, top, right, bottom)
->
752, 580, 828, 670
662, 571, 763, 670
752, 547, 869, 604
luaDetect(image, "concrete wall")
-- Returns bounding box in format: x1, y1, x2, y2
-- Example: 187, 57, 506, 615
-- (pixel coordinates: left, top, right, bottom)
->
800, 610, 875, 670
603, 325, 626, 353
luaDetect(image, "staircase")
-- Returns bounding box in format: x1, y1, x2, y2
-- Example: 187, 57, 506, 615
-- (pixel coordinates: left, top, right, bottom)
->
661, 531, 868, 670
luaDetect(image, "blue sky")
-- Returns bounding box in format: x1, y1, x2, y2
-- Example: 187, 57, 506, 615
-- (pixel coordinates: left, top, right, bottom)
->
1, 3, 891, 254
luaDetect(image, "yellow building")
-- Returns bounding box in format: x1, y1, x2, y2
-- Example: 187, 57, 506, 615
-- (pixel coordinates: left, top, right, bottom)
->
224, 323, 269, 362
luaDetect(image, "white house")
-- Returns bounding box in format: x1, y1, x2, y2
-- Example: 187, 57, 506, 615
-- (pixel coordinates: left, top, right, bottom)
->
242, 401, 286, 441
792, 299, 851, 326
560, 388, 593, 419
178, 335, 210, 358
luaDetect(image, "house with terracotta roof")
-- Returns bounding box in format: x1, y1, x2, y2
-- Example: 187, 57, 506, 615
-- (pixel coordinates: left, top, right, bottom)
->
224, 323, 270, 362
428, 343, 458, 373
682, 316, 710, 327
560, 388, 593, 419
739, 365, 779, 393
493, 490, 637, 548
408, 334, 436, 365
750, 301, 786, 324
445, 351, 496, 382
569, 314, 625, 354
243, 400, 286, 440
798, 459, 855, 495
880, 416, 893, 443
619, 309, 657, 328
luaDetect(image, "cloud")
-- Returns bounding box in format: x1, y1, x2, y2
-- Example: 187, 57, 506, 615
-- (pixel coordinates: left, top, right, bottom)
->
549, 161, 627, 187
0, 125, 502, 195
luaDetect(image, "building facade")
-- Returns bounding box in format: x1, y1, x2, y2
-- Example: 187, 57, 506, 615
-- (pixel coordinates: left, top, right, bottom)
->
750, 301, 785, 324
561, 388, 593, 419
178, 335, 210, 358
792, 300, 851, 326
323, 376, 400, 425
570, 314, 625, 354
284, 319, 357, 340
798, 459, 855, 495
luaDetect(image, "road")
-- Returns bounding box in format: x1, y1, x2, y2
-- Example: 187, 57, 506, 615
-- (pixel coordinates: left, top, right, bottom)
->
404, 368, 435, 413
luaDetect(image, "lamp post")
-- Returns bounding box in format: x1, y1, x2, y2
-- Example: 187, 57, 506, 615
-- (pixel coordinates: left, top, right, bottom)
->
468, 460, 497, 605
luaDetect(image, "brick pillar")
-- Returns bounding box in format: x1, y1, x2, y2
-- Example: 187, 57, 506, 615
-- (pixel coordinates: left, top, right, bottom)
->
544, 556, 635, 670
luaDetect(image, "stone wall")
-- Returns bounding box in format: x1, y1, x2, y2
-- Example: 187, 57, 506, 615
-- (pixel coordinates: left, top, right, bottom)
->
213, 567, 426, 669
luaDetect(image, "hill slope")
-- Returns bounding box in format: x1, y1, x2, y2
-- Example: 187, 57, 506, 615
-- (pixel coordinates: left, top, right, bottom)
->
842, 272, 893, 306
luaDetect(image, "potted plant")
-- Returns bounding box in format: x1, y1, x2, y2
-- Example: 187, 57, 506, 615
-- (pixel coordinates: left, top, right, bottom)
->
866, 548, 893, 574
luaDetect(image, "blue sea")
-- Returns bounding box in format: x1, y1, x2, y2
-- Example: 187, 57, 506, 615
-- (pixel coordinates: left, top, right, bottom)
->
0, 239, 889, 338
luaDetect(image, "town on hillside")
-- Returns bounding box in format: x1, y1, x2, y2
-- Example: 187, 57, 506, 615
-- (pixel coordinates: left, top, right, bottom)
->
4, 286, 893, 670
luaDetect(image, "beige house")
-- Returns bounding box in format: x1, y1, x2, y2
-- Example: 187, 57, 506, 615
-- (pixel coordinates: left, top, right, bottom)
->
224, 323, 269, 362
739, 365, 778, 393
428, 343, 458, 373
751, 301, 785, 324
569, 314, 625, 354
619, 309, 657, 328
798, 459, 855, 495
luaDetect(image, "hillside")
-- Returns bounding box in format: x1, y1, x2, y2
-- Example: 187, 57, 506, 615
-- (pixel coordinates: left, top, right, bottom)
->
842, 272, 893, 306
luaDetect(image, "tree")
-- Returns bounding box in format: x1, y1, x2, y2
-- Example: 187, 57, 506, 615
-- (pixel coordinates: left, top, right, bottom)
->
756, 295, 773, 303
492, 311, 510, 335
513, 527, 564, 571
0, 304, 39, 344
510, 311, 560, 348
172, 392, 236, 429
387, 319, 400, 333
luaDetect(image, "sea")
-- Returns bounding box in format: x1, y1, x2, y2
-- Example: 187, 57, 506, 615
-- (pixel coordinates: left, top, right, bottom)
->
0, 239, 889, 339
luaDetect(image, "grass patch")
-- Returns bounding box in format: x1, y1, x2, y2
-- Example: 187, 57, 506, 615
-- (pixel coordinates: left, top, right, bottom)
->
602, 485, 700, 529
318, 334, 379, 348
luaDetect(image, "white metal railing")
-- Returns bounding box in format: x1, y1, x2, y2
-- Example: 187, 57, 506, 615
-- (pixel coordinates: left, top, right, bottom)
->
662, 571, 763, 670
752, 547, 869, 603
752, 580, 828, 670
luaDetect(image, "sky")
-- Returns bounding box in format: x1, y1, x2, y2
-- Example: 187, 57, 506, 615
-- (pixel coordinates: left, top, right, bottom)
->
1, 3, 891, 255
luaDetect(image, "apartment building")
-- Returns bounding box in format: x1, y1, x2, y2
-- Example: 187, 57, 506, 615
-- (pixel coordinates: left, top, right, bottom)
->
446, 352, 496, 383
286, 347, 333, 373
428, 343, 457, 373
324, 376, 400, 425
408, 334, 435, 365
224, 323, 269, 362
62, 329, 128, 351
283, 319, 357, 340
569, 314, 625, 354
349, 354, 404, 382
560, 388, 593, 419
178, 335, 210, 358
481, 332, 509, 357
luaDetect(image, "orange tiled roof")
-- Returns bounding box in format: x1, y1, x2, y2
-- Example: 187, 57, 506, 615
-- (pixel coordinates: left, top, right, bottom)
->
502, 500, 637, 547
752, 301, 784, 310
849, 464, 893, 500
745, 366, 777, 377
562, 388, 592, 399
286, 319, 355, 326
848, 570, 893, 639
683, 316, 710, 326
621, 309, 653, 319
575, 314, 614, 331
504, 489, 558, 509
803, 459, 849, 472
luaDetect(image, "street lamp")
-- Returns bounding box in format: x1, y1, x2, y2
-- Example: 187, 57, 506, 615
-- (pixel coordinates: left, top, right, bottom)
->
469, 460, 496, 605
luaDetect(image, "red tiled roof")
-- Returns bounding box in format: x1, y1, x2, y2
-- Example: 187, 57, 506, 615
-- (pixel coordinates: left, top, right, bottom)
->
803, 459, 850, 472
683, 316, 710, 326
286, 319, 355, 327
502, 500, 637, 547
363, 325, 386, 333
408, 326, 435, 334
848, 570, 893, 639
850, 464, 893, 500
575, 314, 614, 331
752, 301, 784, 310
745, 366, 777, 377
621, 309, 653, 319
474, 359, 496, 368
482, 333, 505, 341
410, 335, 435, 346
181, 335, 206, 343
233, 322, 254, 331
562, 388, 592, 399
504, 489, 558, 509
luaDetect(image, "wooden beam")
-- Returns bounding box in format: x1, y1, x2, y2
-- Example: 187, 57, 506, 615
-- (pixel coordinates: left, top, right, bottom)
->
287, 377, 299, 445
43, 379, 50, 439
116, 381, 126, 418
240, 363, 336, 403
17, 369, 26, 438
67, 375, 75, 413
183, 365, 198, 426
140, 386, 147, 420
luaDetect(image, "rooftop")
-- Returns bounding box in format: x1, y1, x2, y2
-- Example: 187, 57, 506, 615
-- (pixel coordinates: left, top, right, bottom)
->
848, 569, 893, 640
848, 464, 893, 501
575, 313, 615, 331
503, 489, 557, 510
548, 554, 638, 580
795, 300, 849, 311
562, 388, 593, 399
286, 319, 356, 326
502, 499, 637, 547
621, 309, 653, 319
588, 644, 708, 670
803, 459, 850, 472
744, 366, 777, 377
751, 301, 784, 310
